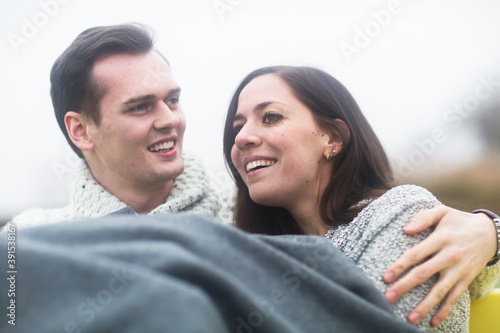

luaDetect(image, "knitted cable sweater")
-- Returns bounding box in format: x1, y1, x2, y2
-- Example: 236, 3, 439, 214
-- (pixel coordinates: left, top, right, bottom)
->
11, 151, 233, 228
326, 185, 500, 333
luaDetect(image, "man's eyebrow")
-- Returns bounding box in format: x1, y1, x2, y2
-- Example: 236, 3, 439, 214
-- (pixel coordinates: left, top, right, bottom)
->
233, 100, 286, 122
124, 94, 155, 105
124, 87, 181, 105
168, 87, 182, 96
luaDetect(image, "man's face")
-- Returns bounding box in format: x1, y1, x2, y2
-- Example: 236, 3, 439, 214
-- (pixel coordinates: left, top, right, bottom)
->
85, 50, 186, 193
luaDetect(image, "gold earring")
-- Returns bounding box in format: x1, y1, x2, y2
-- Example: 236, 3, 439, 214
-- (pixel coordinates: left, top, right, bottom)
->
326, 153, 330, 161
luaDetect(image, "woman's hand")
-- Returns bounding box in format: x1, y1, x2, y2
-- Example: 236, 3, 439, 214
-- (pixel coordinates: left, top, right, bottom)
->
382, 205, 497, 327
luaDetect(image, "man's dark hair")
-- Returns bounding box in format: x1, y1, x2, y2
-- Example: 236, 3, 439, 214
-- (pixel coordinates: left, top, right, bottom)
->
50, 23, 156, 158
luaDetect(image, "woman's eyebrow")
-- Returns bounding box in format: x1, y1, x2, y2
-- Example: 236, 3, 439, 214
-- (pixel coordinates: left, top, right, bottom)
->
233, 113, 245, 123
255, 100, 286, 111
233, 100, 288, 123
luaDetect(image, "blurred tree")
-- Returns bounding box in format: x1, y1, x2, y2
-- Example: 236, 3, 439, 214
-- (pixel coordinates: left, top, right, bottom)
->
400, 75, 500, 213
401, 90, 500, 286
475, 102, 500, 150
407, 156, 500, 213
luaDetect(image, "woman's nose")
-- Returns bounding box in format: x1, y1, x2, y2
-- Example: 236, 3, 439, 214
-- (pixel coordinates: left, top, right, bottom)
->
234, 124, 261, 150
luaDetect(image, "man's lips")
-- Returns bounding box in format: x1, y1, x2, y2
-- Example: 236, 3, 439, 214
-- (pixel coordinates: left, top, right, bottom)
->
148, 140, 175, 153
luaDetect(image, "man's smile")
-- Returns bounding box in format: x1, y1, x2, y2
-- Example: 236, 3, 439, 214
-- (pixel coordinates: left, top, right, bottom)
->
148, 140, 175, 153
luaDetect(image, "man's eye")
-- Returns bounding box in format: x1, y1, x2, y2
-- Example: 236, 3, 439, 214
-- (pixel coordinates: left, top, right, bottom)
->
130, 104, 148, 112
166, 97, 180, 106
263, 112, 282, 124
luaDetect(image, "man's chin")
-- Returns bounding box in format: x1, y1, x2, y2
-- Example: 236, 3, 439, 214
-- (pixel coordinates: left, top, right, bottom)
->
161, 160, 184, 181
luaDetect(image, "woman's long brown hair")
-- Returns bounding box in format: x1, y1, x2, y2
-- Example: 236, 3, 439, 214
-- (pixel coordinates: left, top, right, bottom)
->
223, 66, 393, 235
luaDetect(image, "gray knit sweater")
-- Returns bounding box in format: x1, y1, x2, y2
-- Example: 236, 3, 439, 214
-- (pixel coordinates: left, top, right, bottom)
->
326, 185, 500, 332
11, 151, 233, 228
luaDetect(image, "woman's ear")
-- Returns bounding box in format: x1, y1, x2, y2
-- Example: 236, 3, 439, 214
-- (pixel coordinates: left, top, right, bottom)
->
334, 119, 350, 146
322, 136, 337, 159
323, 119, 350, 158
64, 111, 94, 152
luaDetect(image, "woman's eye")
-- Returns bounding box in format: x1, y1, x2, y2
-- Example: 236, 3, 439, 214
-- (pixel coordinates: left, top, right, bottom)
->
233, 125, 243, 135
263, 112, 282, 124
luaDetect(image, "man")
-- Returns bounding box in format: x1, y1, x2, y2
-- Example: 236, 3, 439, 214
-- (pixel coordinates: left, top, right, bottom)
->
8, 23, 500, 328
12, 24, 227, 227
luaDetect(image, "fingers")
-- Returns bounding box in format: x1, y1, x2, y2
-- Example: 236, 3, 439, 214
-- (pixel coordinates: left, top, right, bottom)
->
382, 205, 495, 327
405, 272, 457, 324
430, 281, 468, 327
384, 248, 451, 303
394, 261, 476, 326
404, 205, 451, 234
384, 235, 443, 284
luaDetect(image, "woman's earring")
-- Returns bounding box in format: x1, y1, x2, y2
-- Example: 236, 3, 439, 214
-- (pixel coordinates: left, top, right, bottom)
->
326, 153, 330, 161
332, 149, 336, 155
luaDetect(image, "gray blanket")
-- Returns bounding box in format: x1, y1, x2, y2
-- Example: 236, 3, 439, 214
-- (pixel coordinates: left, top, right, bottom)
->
0, 213, 421, 332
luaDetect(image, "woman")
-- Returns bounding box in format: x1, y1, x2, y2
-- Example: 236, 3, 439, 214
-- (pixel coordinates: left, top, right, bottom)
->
223, 66, 500, 331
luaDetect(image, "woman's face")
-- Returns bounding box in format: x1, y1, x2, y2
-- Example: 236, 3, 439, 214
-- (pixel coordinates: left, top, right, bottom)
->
231, 74, 333, 212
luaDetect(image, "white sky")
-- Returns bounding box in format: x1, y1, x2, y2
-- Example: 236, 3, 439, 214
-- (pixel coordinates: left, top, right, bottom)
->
1, 0, 499, 220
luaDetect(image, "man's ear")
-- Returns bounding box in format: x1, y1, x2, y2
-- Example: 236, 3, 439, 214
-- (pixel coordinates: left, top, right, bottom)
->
64, 111, 94, 152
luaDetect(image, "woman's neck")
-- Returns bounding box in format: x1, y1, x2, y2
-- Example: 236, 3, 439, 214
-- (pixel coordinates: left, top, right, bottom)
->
289, 206, 330, 236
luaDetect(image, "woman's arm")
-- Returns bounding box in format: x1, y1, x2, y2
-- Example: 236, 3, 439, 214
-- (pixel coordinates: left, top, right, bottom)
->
383, 205, 500, 326
328, 185, 468, 331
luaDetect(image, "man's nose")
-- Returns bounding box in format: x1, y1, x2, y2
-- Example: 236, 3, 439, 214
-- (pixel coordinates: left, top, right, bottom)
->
153, 102, 180, 130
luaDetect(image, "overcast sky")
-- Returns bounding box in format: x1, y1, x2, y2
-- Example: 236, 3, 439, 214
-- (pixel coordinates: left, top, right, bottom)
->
1, 0, 499, 220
